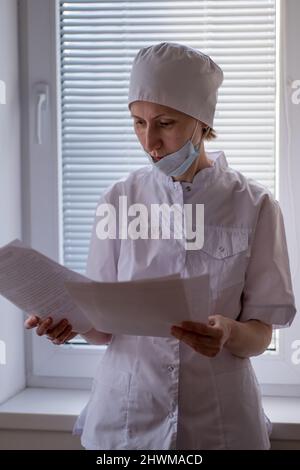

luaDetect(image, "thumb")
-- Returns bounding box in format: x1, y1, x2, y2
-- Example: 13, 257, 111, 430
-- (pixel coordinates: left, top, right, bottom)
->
208, 315, 216, 326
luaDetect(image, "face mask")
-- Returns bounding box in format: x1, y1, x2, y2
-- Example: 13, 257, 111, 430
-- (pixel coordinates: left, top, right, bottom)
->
144, 121, 203, 177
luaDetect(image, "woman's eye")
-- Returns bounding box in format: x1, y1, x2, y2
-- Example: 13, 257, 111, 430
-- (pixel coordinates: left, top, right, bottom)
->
133, 120, 173, 127
160, 122, 173, 127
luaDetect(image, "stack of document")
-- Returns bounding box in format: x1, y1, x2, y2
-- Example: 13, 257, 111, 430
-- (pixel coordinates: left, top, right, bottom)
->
0, 240, 210, 337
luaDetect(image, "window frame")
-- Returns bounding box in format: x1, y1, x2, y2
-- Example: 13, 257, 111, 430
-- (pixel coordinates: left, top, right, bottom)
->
21, 0, 104, 389
21, 0, 300, 395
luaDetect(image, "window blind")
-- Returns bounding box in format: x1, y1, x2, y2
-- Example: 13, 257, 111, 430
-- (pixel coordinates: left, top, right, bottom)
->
59, 0, 276, 273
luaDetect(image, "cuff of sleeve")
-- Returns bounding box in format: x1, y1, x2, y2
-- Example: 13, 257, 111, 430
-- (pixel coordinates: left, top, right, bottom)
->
239, 304, 296, 328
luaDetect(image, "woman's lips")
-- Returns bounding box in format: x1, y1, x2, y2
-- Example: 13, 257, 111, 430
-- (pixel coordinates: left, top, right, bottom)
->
152, 155, 164, 161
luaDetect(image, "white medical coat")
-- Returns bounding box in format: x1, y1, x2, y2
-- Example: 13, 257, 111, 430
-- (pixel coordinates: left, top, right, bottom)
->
74, 151, 296, 450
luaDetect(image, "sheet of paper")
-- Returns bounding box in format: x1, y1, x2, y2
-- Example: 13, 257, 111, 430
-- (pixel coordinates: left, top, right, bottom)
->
65, 274, 211, 337
0, 239, 92, 333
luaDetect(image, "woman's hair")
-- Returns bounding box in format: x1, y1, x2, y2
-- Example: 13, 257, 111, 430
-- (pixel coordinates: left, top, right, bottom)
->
201, 124, 217, 141
204, 127, 217, 141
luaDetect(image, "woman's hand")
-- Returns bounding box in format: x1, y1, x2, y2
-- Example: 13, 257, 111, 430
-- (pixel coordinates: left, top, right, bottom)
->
24, 314, 78, 345
171, 314, 232, 357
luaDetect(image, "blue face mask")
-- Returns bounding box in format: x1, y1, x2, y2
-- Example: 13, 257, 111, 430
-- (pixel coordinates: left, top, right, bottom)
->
145, 121, 203, 177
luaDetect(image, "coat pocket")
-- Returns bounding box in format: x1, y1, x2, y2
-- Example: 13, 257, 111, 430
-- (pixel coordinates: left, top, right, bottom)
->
201, 226, 250, 292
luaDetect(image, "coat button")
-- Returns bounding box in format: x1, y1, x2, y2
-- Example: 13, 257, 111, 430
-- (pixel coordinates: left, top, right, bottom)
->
167, 365, 175, 372
186, 186, 191, 192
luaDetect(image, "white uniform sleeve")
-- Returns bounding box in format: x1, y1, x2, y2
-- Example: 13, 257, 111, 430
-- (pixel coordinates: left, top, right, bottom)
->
239, 195, 296, 328
86, 191, 121, 282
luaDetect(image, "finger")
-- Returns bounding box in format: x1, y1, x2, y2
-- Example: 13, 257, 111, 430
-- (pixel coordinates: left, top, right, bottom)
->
47, 319, 71, 339
194, 345, 219, 357
181, 334, 220, 357
52, 328, 77, 345
172, 327, 218, 350
171, 326, 202, 343
178, 333, 219, 357
24, 315, 40, 329
63, 331, 78, 342
188, 334, 218, 349
180, 321, 222, 339
36, 318, 53, 336
54, 325, 73, 343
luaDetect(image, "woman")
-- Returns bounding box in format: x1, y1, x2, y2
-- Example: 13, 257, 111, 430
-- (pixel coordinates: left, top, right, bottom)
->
26, 42, 296, 449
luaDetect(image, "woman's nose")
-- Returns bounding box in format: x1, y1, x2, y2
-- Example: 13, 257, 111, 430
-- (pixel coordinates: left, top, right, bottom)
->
144, 127, 161, 153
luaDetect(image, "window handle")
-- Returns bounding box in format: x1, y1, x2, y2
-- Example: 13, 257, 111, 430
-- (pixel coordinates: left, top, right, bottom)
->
0, 79, 6, 104
35, 83, 49, 145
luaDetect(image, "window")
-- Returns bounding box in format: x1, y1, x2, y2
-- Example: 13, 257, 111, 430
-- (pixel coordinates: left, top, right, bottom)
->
21, 0, 300, 394
59, 0, 277, 275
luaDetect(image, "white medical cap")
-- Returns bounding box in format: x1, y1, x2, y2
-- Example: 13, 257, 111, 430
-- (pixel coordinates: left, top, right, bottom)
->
128, 42, 223, 128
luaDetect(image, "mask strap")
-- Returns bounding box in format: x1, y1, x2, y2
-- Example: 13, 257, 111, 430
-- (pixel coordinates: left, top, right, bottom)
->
190, 120, 199, 144
191, 120, 208, 149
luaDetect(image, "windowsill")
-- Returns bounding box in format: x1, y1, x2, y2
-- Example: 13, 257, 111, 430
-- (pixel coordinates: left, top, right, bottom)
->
0, 388, 87, 432
0, 388, 300, 442
263, 396, 300, 441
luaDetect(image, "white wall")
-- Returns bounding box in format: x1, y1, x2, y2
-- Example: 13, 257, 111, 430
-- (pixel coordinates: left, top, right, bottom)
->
286, 0, 300, 166
0, 0, 25, 402
273, 0, 300, 397
279, 0, 300, 276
